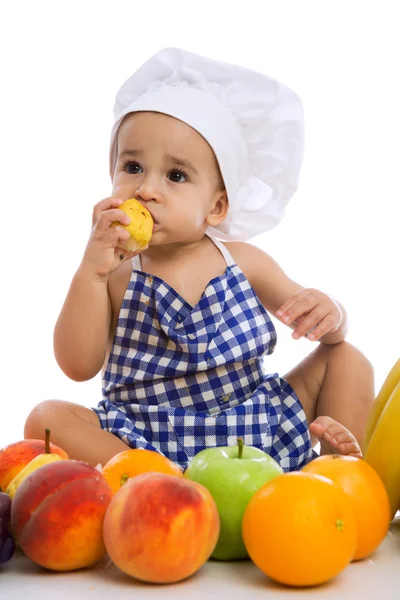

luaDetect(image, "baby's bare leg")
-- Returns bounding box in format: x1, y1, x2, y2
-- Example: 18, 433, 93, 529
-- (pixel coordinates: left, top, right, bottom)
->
284, 341, 374, 451
24, 399, 129, 467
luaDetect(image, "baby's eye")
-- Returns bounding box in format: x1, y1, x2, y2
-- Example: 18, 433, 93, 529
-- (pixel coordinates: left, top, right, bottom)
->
123, 161, 143, 175
168, 170, 187, 183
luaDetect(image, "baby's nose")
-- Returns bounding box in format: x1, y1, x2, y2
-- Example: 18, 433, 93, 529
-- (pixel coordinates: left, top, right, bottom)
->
135, 180, 161, 203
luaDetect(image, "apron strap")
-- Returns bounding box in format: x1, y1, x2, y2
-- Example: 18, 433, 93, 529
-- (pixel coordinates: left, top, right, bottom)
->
132, 254, 142, 271
206, 234, 236, 267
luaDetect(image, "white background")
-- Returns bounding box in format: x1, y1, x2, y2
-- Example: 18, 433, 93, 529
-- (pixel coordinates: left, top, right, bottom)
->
0, 0, 398, 448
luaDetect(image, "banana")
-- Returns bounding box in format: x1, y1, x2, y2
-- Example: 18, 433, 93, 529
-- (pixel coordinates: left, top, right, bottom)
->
364, 380, 400, 519
363, 358, 400, 453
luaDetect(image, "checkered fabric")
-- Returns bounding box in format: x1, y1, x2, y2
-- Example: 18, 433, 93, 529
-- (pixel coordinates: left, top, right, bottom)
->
93, 236, 314, 471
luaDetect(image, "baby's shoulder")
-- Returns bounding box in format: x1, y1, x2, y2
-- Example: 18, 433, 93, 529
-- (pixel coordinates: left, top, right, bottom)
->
221, 241, 300, 313
222, 241, 278, 276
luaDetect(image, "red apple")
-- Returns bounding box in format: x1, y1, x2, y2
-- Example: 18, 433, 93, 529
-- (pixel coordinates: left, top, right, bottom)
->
0, 438, 68, 492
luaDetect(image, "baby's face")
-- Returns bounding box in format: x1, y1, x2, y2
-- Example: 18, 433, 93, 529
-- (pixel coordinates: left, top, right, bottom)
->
112, 112, 227, 245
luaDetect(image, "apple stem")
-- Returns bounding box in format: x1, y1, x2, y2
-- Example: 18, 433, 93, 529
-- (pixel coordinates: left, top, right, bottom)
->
44, 428, 51, 454
237, 437, 244, 459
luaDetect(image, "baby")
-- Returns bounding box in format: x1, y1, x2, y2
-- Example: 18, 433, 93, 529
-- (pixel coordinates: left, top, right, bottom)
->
24, 48, 374, 471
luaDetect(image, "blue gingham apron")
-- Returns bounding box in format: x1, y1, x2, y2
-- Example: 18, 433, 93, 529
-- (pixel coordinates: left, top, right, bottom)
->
93, 235, 314, 471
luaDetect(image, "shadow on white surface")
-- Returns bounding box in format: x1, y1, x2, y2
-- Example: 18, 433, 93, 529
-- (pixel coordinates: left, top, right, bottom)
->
2, 518, 399, 600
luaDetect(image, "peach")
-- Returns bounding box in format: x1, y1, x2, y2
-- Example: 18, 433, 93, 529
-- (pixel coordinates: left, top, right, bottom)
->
103, 472, 220, 584
0, 439, 68, 492
11, 460, 113, 571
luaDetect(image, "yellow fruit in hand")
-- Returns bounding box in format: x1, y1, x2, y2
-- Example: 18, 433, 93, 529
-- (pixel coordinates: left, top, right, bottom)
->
113, 198, 153, 252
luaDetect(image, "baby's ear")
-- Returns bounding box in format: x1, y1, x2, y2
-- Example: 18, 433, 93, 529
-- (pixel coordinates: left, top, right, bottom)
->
206, 190, 229, 226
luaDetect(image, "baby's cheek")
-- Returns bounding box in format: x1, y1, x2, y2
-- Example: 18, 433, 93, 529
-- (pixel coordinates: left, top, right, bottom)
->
111, 163, 135, 187
112, 179, 131, 198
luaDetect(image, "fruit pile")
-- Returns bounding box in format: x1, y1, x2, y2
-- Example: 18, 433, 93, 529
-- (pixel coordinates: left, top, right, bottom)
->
0, 358, 398, 588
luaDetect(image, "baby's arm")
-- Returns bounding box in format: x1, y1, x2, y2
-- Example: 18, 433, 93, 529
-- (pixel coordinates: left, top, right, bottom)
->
228, 242, 348, 345
53, 264, 112, 381
54, 197, 134, 381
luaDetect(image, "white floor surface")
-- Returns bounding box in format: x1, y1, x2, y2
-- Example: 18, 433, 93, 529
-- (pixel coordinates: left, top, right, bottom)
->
2, 517, 399, 600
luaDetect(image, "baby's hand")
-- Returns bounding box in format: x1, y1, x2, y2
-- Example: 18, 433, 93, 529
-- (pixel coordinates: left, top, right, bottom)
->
81, 197, 146, 280
276, 288, 342, 342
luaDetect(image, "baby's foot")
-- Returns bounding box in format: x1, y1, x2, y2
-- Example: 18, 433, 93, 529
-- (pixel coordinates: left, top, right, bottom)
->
309, 416, 362, 458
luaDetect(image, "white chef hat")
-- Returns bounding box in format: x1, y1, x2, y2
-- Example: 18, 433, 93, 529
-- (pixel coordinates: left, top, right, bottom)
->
109, 47, 304, 241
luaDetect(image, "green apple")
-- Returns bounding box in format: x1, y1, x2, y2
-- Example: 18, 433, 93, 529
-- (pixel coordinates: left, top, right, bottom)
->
184, 438, 283, 560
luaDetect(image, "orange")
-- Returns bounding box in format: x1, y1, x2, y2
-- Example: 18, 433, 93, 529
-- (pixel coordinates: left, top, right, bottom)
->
242, 472, 357, 587
102, 448, 183, 494
302, 454, 391, 560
